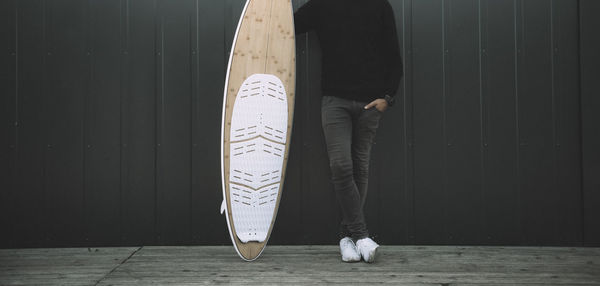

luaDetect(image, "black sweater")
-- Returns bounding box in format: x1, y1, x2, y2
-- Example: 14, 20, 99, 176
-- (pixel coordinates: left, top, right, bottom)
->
294, 0, 403, 103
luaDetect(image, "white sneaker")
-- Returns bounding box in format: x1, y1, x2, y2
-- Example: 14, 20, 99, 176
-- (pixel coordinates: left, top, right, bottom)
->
356, 237, 379, 263
339, 237, 361, 262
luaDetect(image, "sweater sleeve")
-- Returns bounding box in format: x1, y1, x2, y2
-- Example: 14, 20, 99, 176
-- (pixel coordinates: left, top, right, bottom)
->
382, 0, 403, 97
294, 0, 320, 34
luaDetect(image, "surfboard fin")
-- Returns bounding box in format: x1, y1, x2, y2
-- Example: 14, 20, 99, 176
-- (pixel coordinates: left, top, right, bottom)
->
220, 200, 226, 214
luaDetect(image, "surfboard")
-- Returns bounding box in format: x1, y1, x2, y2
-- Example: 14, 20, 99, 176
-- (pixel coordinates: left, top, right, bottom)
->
220, 0, 295, 261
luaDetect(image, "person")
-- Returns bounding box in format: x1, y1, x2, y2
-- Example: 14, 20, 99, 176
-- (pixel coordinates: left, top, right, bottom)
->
294, 0, 403, 263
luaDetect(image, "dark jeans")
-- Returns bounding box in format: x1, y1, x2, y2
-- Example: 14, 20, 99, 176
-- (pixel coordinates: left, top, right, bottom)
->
321, 95, 382, 241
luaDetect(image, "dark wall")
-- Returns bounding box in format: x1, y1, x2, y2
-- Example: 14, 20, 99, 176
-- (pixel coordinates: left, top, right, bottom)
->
0, 0, 597, 248
580, 0, 600, 247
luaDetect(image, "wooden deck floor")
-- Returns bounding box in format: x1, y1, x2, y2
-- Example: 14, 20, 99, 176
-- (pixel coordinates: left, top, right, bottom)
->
1, 245, 599, 285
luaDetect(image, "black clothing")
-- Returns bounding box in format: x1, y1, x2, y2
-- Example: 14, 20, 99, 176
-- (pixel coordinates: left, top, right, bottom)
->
321, 95, 382, 241
294, 0, 404, 103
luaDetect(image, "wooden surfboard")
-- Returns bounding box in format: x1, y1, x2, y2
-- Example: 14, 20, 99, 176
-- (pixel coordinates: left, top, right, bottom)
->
220, 0, 295, 261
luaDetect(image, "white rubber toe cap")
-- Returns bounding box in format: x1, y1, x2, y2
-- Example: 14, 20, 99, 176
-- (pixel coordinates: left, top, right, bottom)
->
356, 237, 379, 263
339, 237, 361, 262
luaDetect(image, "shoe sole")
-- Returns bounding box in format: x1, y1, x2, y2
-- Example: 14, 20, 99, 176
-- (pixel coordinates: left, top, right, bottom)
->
364, 246, 378, 263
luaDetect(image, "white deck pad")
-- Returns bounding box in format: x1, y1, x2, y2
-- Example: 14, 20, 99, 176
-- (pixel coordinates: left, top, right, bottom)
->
229, 73, 288, 243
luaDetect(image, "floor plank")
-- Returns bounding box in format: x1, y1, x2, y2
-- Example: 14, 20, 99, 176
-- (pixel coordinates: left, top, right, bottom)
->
0, 247, 140, 285
0, 245, 598, 285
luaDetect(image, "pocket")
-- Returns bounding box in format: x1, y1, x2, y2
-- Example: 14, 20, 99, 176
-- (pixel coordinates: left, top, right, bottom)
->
372, 106, 384, 115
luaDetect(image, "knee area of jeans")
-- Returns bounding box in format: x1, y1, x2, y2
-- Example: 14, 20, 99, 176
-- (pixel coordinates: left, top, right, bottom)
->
353, 168, 369, 177
329, 160, 353, 176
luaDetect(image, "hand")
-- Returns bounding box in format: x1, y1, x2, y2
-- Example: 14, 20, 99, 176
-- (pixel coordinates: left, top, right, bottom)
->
364, 98, 388, 113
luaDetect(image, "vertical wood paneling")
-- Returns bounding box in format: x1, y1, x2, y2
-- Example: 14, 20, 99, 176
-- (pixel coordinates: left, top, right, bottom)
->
553, 0, 582, 245
189, 0, 200, 244
517, 0, 556, 245
155, 0, 194, 244
13, 0, 50, 247
118, 0, 130, 245
580, 0, 600, 247
412, 0, 446, 244
121, 0, 157, 245
0, 0, 17, 248
514, 0, 524, 246
191, 0, 228, 244
0, 0, 593, 248
154, 0, 165, 244
84, 0, 122, 245
444, 0, 482, 244
481, 0, 520, 245
43, 0, 87, 246
400, 0, 416, 245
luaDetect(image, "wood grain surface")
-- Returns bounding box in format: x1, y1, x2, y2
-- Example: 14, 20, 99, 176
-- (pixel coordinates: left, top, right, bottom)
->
222, 0, 296, 261
2, 246, 599, 285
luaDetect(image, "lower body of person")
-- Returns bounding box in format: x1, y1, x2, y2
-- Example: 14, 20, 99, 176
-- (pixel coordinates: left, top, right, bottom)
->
321, 94, 382, 263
